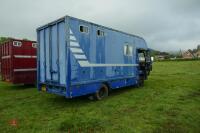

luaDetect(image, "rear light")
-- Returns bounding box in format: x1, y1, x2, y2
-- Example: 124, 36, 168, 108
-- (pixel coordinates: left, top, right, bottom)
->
41, 85, 47, 92
32, 43, 37, 48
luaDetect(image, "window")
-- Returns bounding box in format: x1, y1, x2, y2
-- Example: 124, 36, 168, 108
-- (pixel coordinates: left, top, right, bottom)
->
13, 41, 22, 47
138, 53, 145, 62
97, 30, 105, 36
124, 44, 133, 56
80, 25, 89, 33
32, 43, 37, 48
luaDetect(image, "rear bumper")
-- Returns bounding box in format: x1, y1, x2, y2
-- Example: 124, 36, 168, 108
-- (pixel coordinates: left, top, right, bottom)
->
39, 83, 68, 97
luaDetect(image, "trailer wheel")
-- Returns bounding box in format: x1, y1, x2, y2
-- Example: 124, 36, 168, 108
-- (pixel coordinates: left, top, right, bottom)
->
94, 84, 109, 100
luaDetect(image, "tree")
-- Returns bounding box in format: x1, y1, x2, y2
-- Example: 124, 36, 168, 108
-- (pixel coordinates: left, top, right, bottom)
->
197, 45, 200, 50
0, 37, 10, 44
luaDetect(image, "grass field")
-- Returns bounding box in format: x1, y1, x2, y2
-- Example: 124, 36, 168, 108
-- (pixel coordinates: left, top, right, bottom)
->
0, 61, 200, 133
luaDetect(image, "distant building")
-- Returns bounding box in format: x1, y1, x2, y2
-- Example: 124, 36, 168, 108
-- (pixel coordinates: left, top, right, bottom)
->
154, 52, 170, 61
197, 45, 200, 50
155, 55, 165, 60
194, 50, 200, 58
181, 50, 195, 59
170, 57, 177, 60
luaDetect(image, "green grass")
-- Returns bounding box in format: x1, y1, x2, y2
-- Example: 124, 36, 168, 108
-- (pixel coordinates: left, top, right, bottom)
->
0, 61, 200, 133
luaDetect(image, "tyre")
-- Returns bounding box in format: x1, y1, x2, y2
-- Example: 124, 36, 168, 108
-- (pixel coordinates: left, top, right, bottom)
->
94, 84, 109, 100
137, 76, 144, 87
139, 78, 144, 86
147, 70, 150, 75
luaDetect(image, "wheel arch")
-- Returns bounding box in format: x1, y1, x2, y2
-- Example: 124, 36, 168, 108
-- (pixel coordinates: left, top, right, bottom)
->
102, 82, 111, 91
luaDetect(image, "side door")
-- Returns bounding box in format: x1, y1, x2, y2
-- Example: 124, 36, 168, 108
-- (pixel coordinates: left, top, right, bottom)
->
49, 25, 59, 82
39, 21, 66, 85
96, 28, 105, 63
96, 27, 106, 78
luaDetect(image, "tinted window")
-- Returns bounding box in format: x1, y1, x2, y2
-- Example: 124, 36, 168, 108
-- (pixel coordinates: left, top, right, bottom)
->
80, 25, 89, 33
97, 30, 105, 36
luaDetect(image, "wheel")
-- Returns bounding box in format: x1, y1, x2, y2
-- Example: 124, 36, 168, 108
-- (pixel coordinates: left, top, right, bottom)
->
94, 84, 109, 100
147, 70, 150, 75
144, 71, 148, 80
139, 79, 144, 86
150, 66, 153, 71
137, 76, 144, 87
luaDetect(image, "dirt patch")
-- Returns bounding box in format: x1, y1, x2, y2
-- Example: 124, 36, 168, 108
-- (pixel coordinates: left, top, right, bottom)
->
187, 89, 200, 97
59, 118, 105, 133
165, 107, 181, 117
178, 89, 200, 101
154, 119, 188, 133
120, 106, 137, 113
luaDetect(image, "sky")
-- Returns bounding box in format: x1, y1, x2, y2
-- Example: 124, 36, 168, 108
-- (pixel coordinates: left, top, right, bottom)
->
0, 0, 199, 52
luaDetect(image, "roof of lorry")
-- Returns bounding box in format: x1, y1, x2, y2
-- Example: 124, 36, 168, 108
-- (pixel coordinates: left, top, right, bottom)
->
0, 38, 36, 45
37, 15, 146, 42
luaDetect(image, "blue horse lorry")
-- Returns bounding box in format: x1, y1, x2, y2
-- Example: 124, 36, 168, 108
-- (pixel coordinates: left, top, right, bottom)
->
37, 16, 152, 100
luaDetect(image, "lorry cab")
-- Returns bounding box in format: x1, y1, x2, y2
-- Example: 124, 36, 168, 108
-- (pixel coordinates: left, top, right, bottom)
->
137, 49, 152, 86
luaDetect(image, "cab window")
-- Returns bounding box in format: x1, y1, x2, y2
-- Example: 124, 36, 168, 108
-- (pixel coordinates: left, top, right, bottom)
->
124, 44, 133, 56
138, 53, 145, 62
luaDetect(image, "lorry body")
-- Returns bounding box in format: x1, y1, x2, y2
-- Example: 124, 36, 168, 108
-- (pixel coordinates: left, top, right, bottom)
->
1, 39, 37, 84
37, 16, 152, 99
0, 44, 2, 74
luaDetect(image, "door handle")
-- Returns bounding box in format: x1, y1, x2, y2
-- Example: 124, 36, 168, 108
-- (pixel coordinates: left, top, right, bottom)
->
56, 60, 59, 65
50, 70, 57, 73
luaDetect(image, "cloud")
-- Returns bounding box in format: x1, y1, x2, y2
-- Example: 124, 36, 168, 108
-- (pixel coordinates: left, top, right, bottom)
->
0, 0, 199, 51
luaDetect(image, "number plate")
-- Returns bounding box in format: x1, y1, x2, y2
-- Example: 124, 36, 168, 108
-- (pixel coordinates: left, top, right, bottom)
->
41, 86, 46, 92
